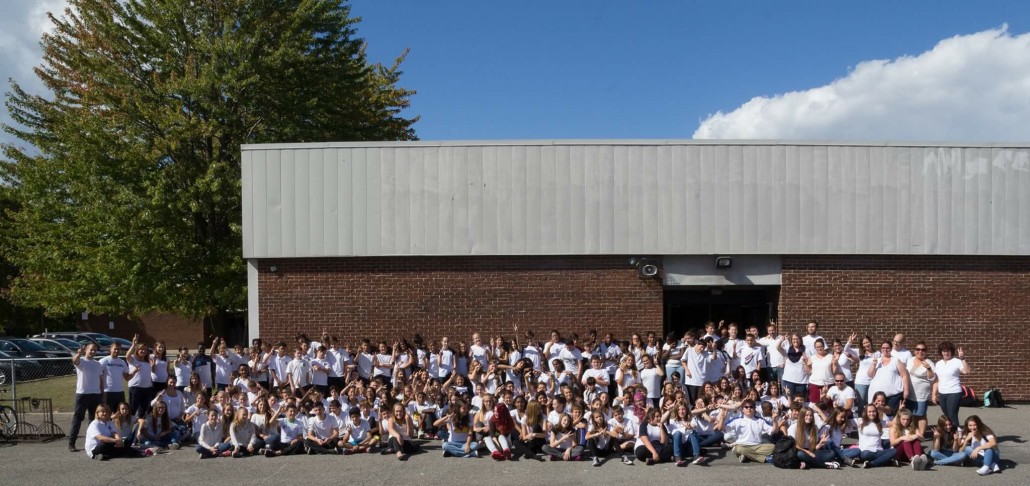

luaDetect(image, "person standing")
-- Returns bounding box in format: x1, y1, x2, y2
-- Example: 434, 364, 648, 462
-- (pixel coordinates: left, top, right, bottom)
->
98, 343, 129, 413
802, 321, 823, 357
125, 335, 155, 418
69, 343, 105, 452
758, 320, 786, 387
931, 341, 969, 432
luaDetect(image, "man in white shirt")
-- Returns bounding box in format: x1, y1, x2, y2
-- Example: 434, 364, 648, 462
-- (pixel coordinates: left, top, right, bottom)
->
269, 343, 292, 390
304, 402, 340, 454
469, 333, 490, 370
739, 334, 764, 376
724, 323, 743, 371
827, 373, 858, 416
758, 320, 787, 386
581, 356, 610, 396
286, 348, 311, 396
723, 399, 775, 463
69, 343, 105, 452
356, 340, 374, 385
437, 337, 455, 379
638, 355, 665, 407
560, 335, 583, 378
99, 343, 129, 413
891, 333, 912, 364
802, 321, 823, 357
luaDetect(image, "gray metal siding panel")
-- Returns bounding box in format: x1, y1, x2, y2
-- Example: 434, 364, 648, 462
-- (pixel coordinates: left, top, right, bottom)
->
241, 141, 1030, 258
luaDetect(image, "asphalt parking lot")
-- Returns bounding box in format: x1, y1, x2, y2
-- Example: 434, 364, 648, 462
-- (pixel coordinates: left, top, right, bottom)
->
2, 406, 1026, 485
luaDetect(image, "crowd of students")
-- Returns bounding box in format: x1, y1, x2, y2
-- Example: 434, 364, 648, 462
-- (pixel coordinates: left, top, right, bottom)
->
68, 320, 1004, 476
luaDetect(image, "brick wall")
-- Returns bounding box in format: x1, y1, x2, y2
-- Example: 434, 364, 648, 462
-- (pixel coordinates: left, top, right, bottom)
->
257, 256, 664, 346
79, 312, 205, 349
779, 255, 1030, 401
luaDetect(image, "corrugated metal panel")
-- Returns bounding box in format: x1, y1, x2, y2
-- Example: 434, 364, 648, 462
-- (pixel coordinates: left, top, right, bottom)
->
241, 141, 1030, 258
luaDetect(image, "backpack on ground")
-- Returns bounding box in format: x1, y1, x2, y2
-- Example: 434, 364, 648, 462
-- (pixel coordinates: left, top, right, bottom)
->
772, 436, 801, 469
960, 385, 979, 407
984, 389, 1005, 408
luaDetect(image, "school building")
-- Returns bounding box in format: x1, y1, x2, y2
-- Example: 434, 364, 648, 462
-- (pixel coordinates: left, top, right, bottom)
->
241, 140, 1030, 399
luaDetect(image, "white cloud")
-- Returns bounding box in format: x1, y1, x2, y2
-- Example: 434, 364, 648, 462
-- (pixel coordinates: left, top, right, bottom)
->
693, 26, 1030, 142
0, 0, 67, 146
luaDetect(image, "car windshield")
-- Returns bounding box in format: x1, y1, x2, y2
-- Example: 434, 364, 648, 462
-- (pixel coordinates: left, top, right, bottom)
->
7, 339, 45, 352
85, 335, 113, 346
54, 338, 80, 349
0, 350, 11, 358
34, 340, 64, 351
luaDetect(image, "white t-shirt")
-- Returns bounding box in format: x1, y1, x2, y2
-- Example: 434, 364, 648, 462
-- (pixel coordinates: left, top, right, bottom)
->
287, 358, 311, 387
740, 345, 764, 374
85, 419, 116, 457
173, 361, 191, 387
308, 414, 339, 439
279, 418, 306, 442
588, 421, 610, 449
639, 367, 662, 398
98, 356, 128, 393
601, 343, 621, 375
855, 353, 878, 386
802, 335, 823, 356
782, 352, 809, 385
857, 421, 884, 452
126, 355, 153, 388
680, 347, 707, 387
75, 358, 104, 394
438, 349, 455, 377
212, 354, 232, 385
725, 415, 772, 446
470, 344, 490, 370
309, 358, 329, 386
634, 421, 664, 449
559, 346, 583, 376
907, 360, 936, 402
758, 336, 787, 368
891, 348, 913, 364
827, 386, 858, 414
934, 358, 965, 394
809, 353, 835, 386
343, 418, 370, 442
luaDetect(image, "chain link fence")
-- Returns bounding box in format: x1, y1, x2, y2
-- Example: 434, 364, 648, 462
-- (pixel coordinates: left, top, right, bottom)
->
0, 358, 73, 442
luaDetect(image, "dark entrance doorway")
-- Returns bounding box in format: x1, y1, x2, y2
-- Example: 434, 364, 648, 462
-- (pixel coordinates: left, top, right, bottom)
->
664, 287, 778, 338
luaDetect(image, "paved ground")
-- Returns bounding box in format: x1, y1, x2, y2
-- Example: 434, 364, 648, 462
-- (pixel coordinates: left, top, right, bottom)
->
2, 406, 1027, 485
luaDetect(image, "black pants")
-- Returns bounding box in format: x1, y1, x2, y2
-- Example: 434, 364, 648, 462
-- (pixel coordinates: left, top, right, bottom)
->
520, 437, 545, 454
387, 437, 419, 454
304, 439, 338, 454
634, 443, 674, 462
128, 386, 153, 418
588, 437, 611, 458
90, 441, 140, 459
685, 385, 701, 408
271, 439, 306, 456
327, 376, 345, 392
103, 391, 125, 414
69, 393, 102, 447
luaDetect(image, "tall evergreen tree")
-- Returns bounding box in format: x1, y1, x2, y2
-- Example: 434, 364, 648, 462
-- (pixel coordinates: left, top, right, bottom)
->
1, 0, 416, 319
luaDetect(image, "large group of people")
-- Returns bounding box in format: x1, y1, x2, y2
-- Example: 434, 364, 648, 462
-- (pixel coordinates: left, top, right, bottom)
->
68, 319, 1003, 476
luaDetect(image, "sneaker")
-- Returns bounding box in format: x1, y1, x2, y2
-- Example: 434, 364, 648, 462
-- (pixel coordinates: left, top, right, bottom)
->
571, 455, 581, 462
265, 450, 276, 458
845, 458, 857, 468
491, 450, 504, 461
198, 453, 204, 459
169, 443, 181, 450
93, 453, 105, 461
911, 456, 920, 470
504, 449, 513, 461
68, 444, 78, 453
692, 455, 708, 465
442, 449, 451, 458
737, 453, 748, 463
343, 448, 355, 456
398, 453, 409, 461
977, 465, 992, 476
826, 461, 841, 470
992, 463, 1001, 473
860, 460, 870, 469
592, 457, 602, 467
621, 455, 633, 465
676, 458, 688, 467
220, 450, 232, 458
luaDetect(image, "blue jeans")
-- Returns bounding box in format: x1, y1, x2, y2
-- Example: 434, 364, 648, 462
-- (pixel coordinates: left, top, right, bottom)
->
696, 430, 724, 448
842, 447, 897, 467
930, 448, 968, 465
798, 449, 841, 467
672, 431, 701, 458
938, 392, 961, 431
443, 441, 478, 457
143, 430, 179, 449
196, 442, 231, 458
965, 446, 999, 467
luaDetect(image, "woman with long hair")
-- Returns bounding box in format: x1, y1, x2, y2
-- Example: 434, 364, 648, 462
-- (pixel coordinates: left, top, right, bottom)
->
929, 415, 967, 466
383, 402, 419, 460
790, 407, 841, 469
436, 400, 477, 458
775, 334, 809, 401
489, 402, 517, 460
890, 409, 929, 469
868, 340, 911, 415
229, 407, 258, 457
665, 402, 705, 466
138, 401, 179, 452
518, 399, 547, 461
840, 404, 896, 468
634, 407, 672, 465
961, 415, 1001, 476
542, 413, 583, 461
854, 335, 876, 408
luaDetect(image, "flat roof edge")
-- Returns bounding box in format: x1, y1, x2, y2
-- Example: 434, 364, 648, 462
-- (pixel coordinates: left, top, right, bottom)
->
241, 139, 1030, 151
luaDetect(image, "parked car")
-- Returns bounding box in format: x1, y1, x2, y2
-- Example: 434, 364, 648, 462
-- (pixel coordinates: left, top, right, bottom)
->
29, 338, 76, 354
0, 338, 73, 377
0, 350, 48, 385
33, 333, 109, 356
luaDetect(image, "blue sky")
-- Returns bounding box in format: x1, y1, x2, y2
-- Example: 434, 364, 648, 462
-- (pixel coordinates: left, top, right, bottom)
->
349, 0, 1030, 141
2, 1, 1029, 144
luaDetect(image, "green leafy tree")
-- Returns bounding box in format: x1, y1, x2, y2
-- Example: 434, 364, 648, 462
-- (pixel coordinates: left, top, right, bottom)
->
1, 0, 416, 322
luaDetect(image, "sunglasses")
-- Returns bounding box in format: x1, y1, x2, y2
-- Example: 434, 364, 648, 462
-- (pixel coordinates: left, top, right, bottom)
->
835, 380, 845, 383
742, 405, 754, 409
915, 348, 927, 351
